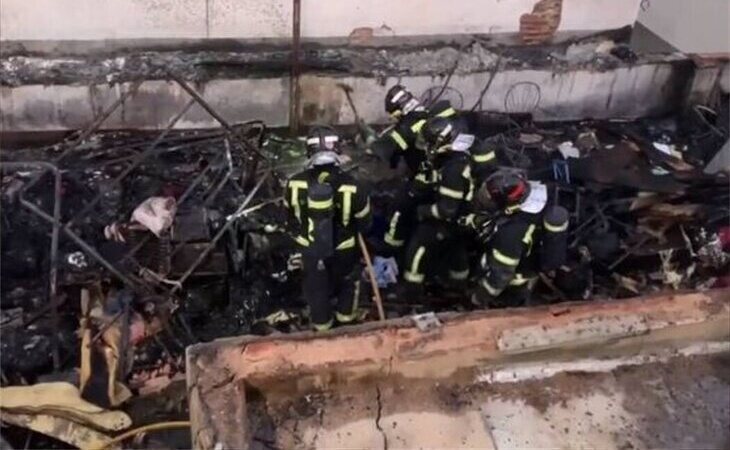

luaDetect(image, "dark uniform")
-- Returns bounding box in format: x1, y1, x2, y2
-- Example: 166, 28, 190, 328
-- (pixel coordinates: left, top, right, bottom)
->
285, 130, 372, 331
470, 137, 500, 187
370, 88, 460, 254
474, 173, 569, 307
401, 117, 475, 292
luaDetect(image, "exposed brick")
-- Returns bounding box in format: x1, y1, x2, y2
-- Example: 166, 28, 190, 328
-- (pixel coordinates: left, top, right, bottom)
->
348, 27, 375, 46
519, 0, 563, 45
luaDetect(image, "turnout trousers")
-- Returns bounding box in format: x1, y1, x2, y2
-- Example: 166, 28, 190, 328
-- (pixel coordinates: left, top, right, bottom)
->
302, 247, 361, 331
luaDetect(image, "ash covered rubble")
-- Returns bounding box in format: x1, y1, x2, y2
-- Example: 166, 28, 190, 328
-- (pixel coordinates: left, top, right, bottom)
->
1, 89, 729, 448
1, 36, 646, 88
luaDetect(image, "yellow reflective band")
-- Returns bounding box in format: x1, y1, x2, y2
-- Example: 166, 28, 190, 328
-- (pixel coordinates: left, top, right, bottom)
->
313, 319, 334, 332
473, 151, 496, 163
390, 130, 408, 150
481, 278, 502, 296
439, 186, 465, 199
336, 311, 356, 323
404, 246, 426, 284
523, 224, 536, 245
336, 237, 356, 250
355, 199, 370, 219
449, 268, 469, 280
404, 271, 424, 283
410, 119, 427, 133
384, 234, 405, 247
307, 218, 314, 241
317, 171, 330, 183
336, 280, 359, 323
263, 310, 294, 325
544, 220, 568, 233
415, 171, 436, 184
492, 248, 520, 267
307, 197, 333, 210
339, 185, 356, 226
466, 180, 474, 202
509, 273, 531, 286
436, 107, 456, 118
294, 235, 309, 247
431, 204, 440, 219
462, 164, 472, 179
385, 212, 404, 247
289, 180, 308, 220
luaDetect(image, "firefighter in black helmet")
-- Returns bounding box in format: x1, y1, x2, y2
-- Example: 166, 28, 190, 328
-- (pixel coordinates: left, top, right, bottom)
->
284, 127, 372, 331
473, 169, 569, 307
401, 116, 475, 295
370, 85, 462, 256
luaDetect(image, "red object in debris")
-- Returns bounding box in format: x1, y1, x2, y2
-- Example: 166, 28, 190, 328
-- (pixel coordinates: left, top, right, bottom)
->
718, 226, 730, 251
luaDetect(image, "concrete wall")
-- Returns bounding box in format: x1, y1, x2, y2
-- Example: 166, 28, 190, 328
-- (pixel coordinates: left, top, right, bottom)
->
0, 0, 641, 42
186, 289, 730, 449
637, 0, 730, 53
0, 58, 692, 132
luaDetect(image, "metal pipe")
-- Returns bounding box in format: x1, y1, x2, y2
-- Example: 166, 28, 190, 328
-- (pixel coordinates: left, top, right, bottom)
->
204, 138, 233, 206
16, 192, 140, 290
2, 161, 62, 369
171, 172, 270, 293
289, 0, 302, 134
65, 98, 196, 229
65, 82, 143, 153
19, 82, 142, 195
165, 71, 267, 161
119, 148, 223, 265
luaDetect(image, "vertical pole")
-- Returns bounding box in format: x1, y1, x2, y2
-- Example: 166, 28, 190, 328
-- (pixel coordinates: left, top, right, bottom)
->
49, 165, 62, 370
289, 0, 302, 135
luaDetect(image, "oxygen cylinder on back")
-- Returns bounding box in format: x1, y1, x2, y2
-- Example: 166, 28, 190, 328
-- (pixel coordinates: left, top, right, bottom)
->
540, 205, 569, 272
306, 182, 335, 260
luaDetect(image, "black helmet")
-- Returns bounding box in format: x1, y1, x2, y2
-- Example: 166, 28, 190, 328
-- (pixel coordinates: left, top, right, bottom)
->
306, 126, 341, 156
422, 116, 457, 153
385, 85, 417, 117
485, 170, 530, 210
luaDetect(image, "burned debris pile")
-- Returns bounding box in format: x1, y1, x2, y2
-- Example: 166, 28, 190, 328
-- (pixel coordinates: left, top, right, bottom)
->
1, 94, 729, 447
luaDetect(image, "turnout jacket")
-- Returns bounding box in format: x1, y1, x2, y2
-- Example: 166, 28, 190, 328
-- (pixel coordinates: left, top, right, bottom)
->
479, 183, 569, 296
416, 150, 475, 222
285, 165, 372, 253
370, 100, 458, 178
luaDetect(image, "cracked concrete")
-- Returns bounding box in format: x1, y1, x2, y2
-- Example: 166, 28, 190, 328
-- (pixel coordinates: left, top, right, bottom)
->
253, 353, 729, 449
374, 385, 388, 450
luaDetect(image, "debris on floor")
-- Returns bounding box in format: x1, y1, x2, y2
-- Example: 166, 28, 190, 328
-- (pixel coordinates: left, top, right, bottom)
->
1, 73, 728, 449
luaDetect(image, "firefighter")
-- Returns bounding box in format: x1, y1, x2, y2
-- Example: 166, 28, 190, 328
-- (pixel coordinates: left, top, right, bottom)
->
369, 85, 460, 255
401, 116, 475, 295
285, 127, 372, 331
471, 137, 501, 187
473, 170, 569, 307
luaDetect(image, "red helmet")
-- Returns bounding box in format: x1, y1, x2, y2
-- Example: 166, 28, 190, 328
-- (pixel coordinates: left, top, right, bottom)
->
485, 170, 530, 210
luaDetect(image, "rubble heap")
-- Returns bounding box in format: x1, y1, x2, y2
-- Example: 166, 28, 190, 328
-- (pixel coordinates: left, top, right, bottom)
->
1, 91, 728, 447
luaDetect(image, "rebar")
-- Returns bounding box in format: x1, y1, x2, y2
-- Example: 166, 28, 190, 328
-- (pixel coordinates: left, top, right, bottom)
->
171, 172, 270, 293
